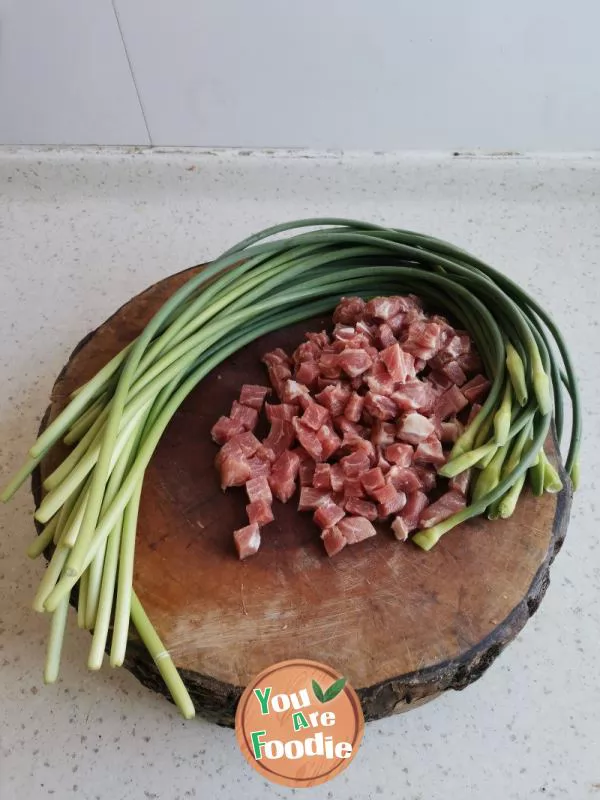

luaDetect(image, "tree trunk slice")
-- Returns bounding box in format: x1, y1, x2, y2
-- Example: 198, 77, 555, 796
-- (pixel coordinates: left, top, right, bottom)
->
32, 265, 572, 727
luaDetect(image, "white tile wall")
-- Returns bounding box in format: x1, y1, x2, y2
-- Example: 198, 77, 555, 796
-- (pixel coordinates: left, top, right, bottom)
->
1, 0, 599, 148
0, 0, 149, 145
115, 0, 600, 150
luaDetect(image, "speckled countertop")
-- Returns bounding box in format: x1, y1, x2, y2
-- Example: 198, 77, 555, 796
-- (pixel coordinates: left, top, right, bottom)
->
1, 148, 599, 800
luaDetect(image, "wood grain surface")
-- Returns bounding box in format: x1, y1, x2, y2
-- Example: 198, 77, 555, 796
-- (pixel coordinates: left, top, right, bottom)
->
33, 265, 572, 726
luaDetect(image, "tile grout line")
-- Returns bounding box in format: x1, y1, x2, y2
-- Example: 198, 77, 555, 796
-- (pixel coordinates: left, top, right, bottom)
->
110, 0, 153, 146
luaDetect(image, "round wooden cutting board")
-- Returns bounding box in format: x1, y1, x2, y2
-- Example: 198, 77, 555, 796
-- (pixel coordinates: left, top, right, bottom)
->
33, 265, 572, 726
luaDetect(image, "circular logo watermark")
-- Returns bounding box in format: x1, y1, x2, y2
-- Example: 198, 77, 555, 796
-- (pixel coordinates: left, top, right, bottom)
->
235, 659, 364, 788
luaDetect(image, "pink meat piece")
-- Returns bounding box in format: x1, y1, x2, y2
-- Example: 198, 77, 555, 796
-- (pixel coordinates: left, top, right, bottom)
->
256, 443, 276, 463
364, 392, 397, 421
439, 360, 467, 387
387, 466, 422, 494
298, 487, 331, 511
292, 417, 323, 461
306, 330, 330, 349
330, 464, 345, 492
292, 340, 321, 365
282, 379, 311, 408
245, 476, 273, 504
370, 420, 396, 447
344, 497, 378, 522
360, 467, 386, 496
401, 321, 442, 360
462, 374, 491, 403
265, 402, 300, 423
355, 320, 376, 341
391, 381, 437, 413
414, 435, 446, 466
467, 402, 483, 425
380, 343, 417, 383
397, 412, 436, 445
268, 476, 296, 504
295, 360, 320, 388
333, 297, 367, 325
313, 463, 332, 489
387, 313, 406, 335
215, 431, 260, 465
263, 419, 295, 458
299, 458, 316, 486
318, 352, 342, 379
414, 358, 427, 373
344, 392, 365, 423
426, 370, 454, 393
378, 323, 397, 348
376, 451, 391, 474
371, 482, 407, 518
338, 349, 373, 378
301, 402, 331, 431
384, 442, 413, 467
333, 324, 357, 342
315, 384, 351, 417
335, 516, 377, 545
365, 360, 397, 396
230, 400, 259, 431
321, 527, 347, 557
457, 351, 483, 373
219, 454, 252, 490
335, 417, 367, 439
246, 456, 272, 479
262, 348, 292, 368
434, 385, 469, 421
340, 449, 371, 477
343, 477, 365, 498
316, 376, 339, 391
449, 468, 473, 496
419, 490, 466, 529
440, 418, 463, 443
349, 437, 377, 466
413, 465, 437, 492
317, 424, 342, 460
392, 490, 430, 540
271, 449, 301, 483
444, 333, 472, 358
366, 296, 405, 321
239, 384, 271, 410
314, 501, 346, 530
246, 500, 274, 528
234, 523, 261, 560
211, 416, 245, 445
266, 363, 292, 399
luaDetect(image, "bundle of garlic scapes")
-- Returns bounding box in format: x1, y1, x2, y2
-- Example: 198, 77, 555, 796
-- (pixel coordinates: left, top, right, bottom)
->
2, 218, 580, 718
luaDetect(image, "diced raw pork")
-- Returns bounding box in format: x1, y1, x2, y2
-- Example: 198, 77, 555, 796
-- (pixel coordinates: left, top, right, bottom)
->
387, 466, 422, 494
414, 435, 446, 466
338, 349, 373, 378
230, 400, 259, 431
298, 487, 331, 511
380, 343, 416, 382
366, 296, 405, 321
245, 476, 273, 504
361, 467, 386, 496
335, 516, 377, 545
401, 320, 442, 360
265, 402, 299, 422
234, 523, 261, 560
313, 501, 345, 530
219, 454, 252, 490
467, 402, 483, 425
342, 477, 365, 498
439, 360, 467, 386
344, 497, 378, 521
318, 352, 342, 379
396, 412, 436, 445
295, 360, 321, 388
412, 464, 437, 492
365, 360, 397, 396
245, 456, 272, 479
321, 526, 347, 557
301, 402, 331, 431
434, 384, 469, 421
371, 483, 407, 517
246, 500, 274, 528
378, 323, 397, 348
449, 468, 472, 496
299, 458, 316, 486
263, 419, 295, 458
306, 330, 330, 348
370, 420, 396, 447
292, 340, 321, 365
333, 297, 367, 324
461, 374, 491, 403
292, 417, 323, 461
440, 419, 463, 443
262, 348, 292, 368
384, 443, 413, 467
313, 463, 332, 489
340, 450, 371, 477
239, 384, 271, 410
391, 381, 437, 413
364, 392, 397, 421
317, 425, 342, 460
419, 490, 466, 529
211, 416, 245, 445
392, 490, 430, 540
315, 384, 351, 417
344, 392, 365, 423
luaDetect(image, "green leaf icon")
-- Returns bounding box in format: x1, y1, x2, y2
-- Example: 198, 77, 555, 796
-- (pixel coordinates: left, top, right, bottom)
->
323, 677, 347, 702
312, 679, 325, 703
